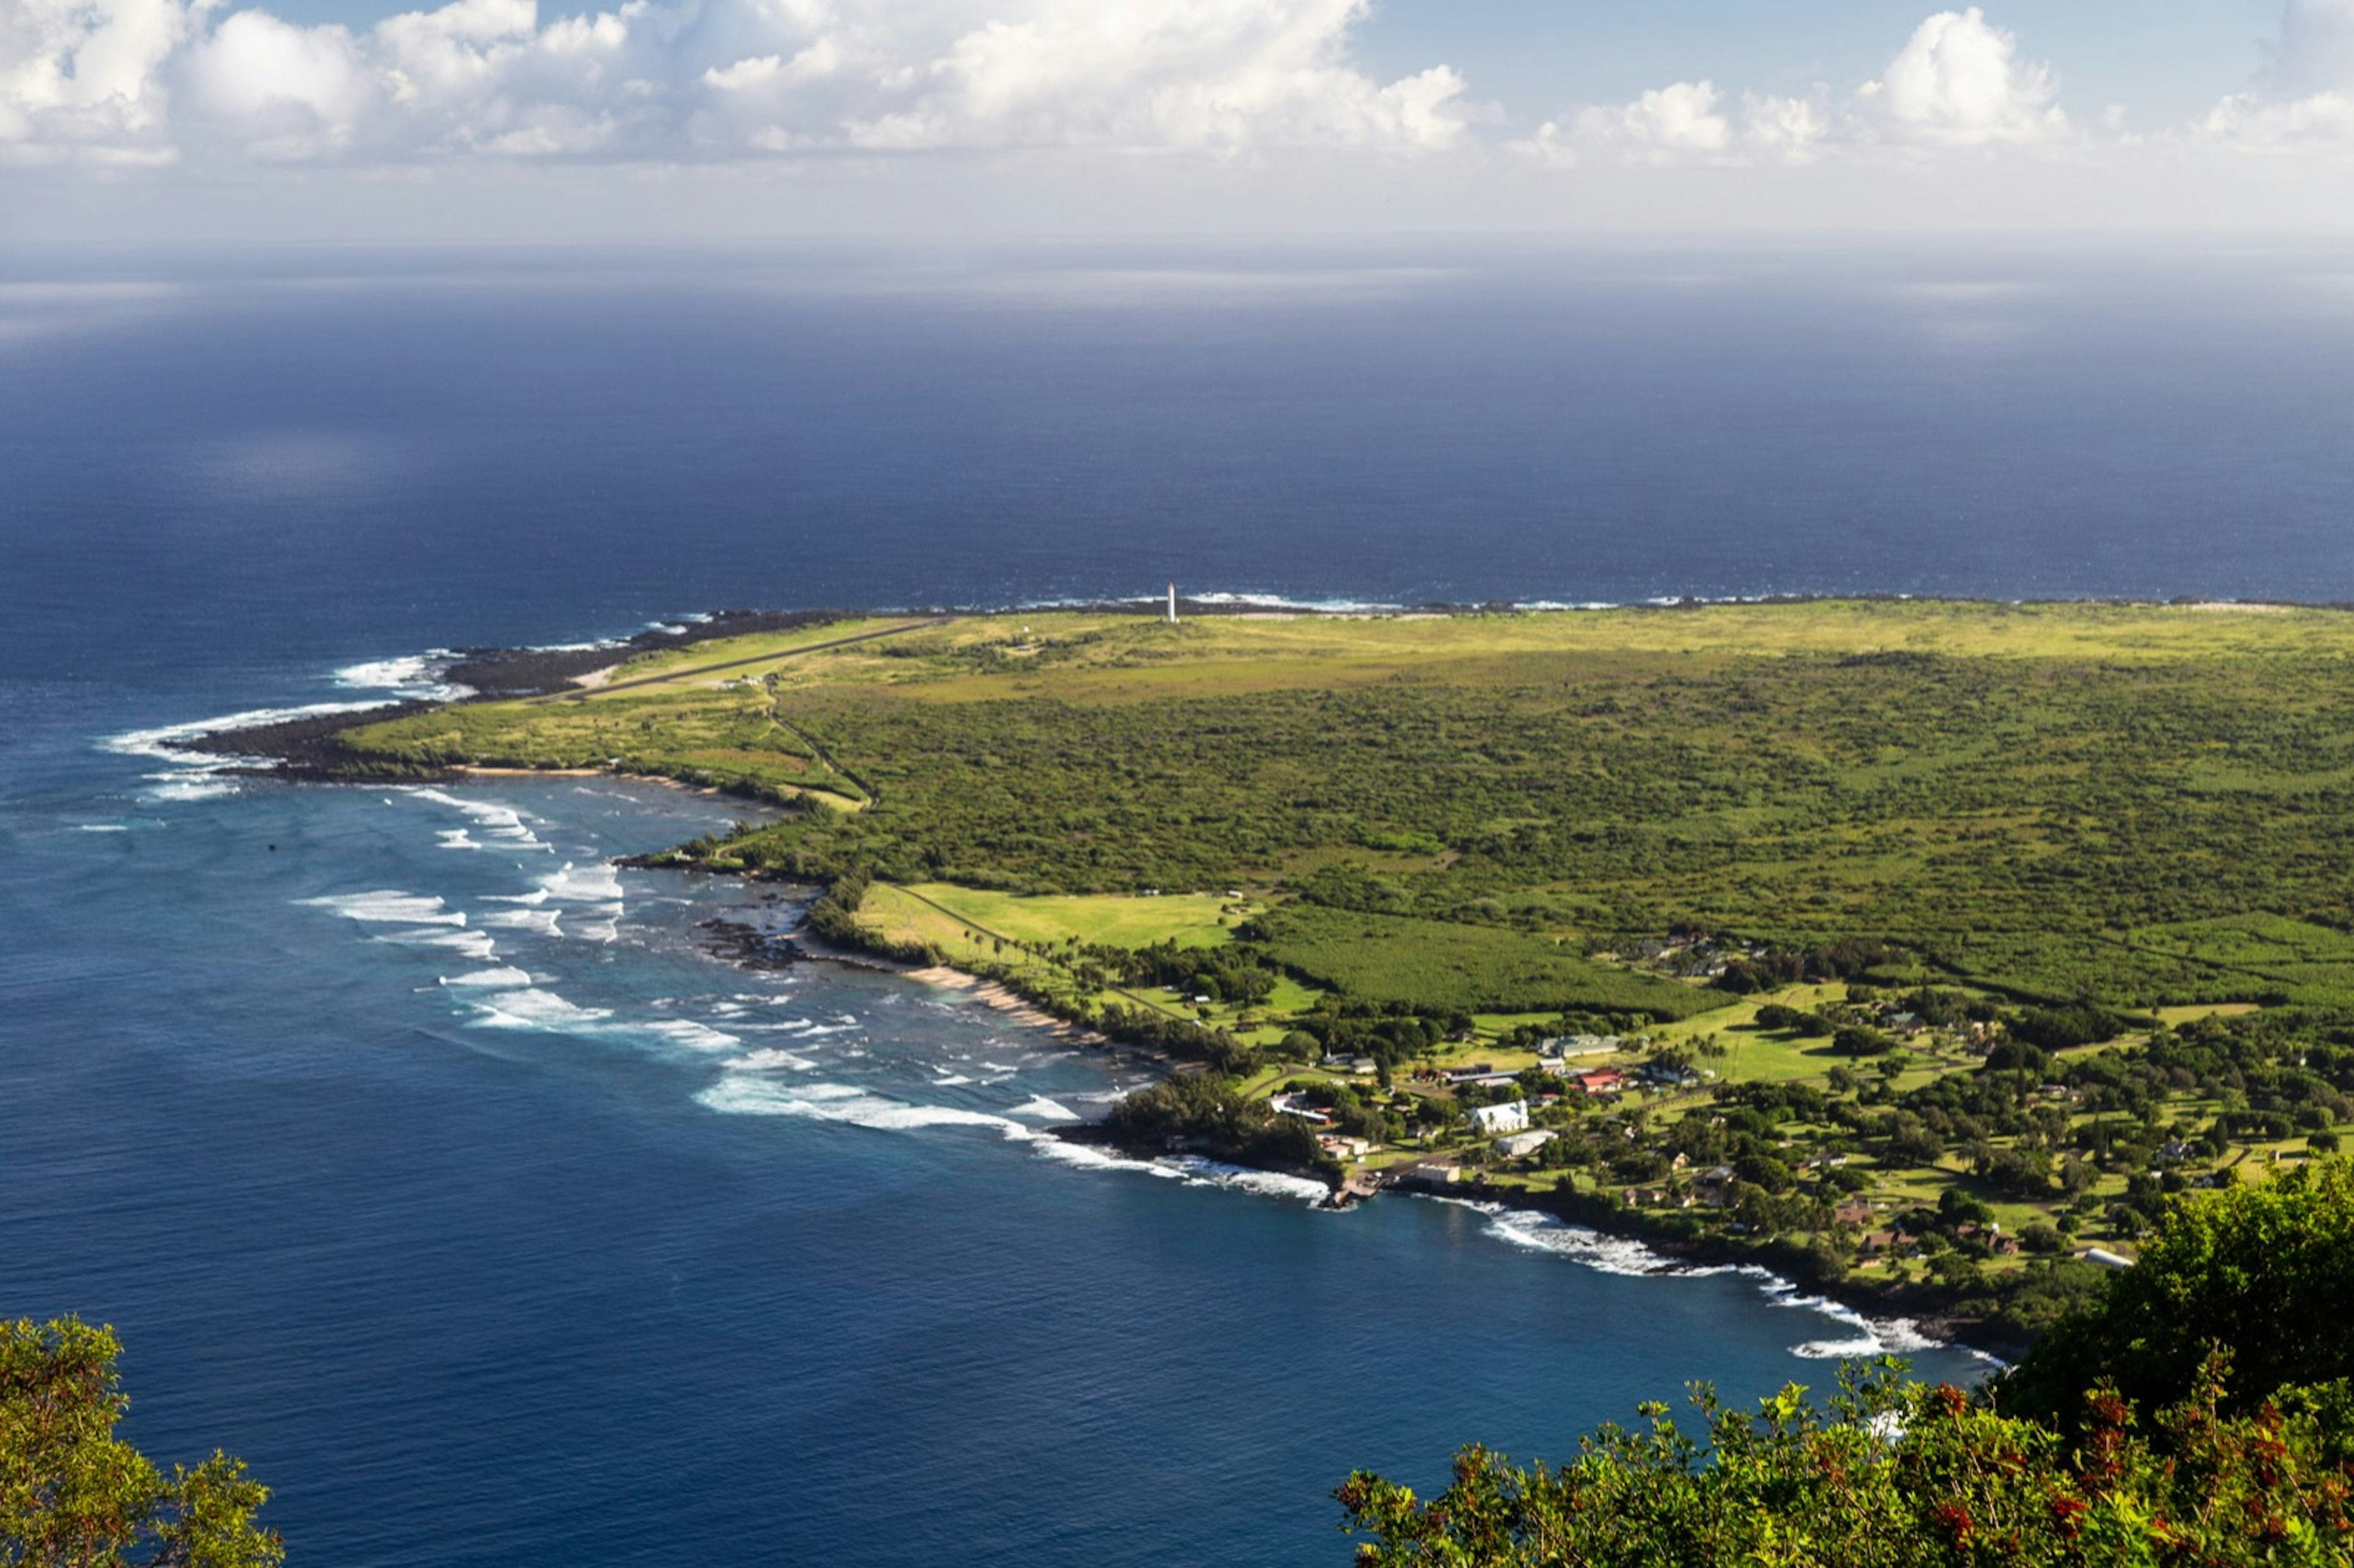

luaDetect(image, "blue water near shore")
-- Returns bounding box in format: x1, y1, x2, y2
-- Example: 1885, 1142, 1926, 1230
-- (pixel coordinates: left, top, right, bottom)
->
7, 241, 2350, 1563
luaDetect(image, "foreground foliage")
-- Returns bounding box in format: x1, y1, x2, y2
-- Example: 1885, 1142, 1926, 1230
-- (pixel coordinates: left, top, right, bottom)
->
1, 1319, 279, 1568
1338, 1363, 2351, 1567
1337, 1161, 2354, 1566
1998, 1155, 2354, 1430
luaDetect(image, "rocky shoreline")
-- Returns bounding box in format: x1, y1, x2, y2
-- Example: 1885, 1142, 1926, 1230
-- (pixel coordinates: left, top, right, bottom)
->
167, 598, 2036, 1365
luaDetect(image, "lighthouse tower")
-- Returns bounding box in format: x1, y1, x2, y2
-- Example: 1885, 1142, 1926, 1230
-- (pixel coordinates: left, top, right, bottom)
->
1167, 582, 1178, 624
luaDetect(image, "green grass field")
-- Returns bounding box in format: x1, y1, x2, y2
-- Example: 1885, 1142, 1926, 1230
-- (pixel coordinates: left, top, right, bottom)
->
898, 883, 1241, 951
1251, 903, 1724, 1019
340, 599, 2354, 1014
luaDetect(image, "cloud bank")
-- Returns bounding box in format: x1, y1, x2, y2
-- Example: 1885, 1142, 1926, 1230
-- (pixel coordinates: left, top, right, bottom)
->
1, 0, 1468, 165
6, 1, 2354, 234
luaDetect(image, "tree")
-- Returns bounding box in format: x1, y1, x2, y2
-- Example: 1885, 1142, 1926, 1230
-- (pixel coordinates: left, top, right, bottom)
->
1997, 1155, 2354, 1428
2, 1318, 280, 1568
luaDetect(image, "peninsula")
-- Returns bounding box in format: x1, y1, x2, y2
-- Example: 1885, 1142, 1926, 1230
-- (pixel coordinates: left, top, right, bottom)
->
268, 599, 2354, 1349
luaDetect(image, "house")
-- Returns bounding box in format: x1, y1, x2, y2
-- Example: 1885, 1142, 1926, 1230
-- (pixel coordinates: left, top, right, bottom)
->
1468, 1100, 1531, 1135
1319, 1134, 1373, 1160
1573, 1069, 1625, 1098
1406, 1160, 1465, 1186
1269, 1093, 1331, 1124
1495, 1130, 1556, 1160
1832, 1199, 1873, 1228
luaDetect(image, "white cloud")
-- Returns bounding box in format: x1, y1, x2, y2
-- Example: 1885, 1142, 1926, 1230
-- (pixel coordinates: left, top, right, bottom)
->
1579, 80, 1728, 158
2203, 1, 2354, 150
1, 0, 192, 161
1518, 10, 2063, 171
0, 0, 1464, 164
1855, 8, 2066, 146
184, 11, 375, 155
1517, 80, 1735, 167
1742, 93, 1829, 163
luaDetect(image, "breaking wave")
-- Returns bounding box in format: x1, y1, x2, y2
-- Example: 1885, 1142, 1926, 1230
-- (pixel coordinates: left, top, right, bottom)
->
301, 890, 467, 925
441, 967, 533, 988
333, 653, 473, 702
1462, 1204, 1959, 1360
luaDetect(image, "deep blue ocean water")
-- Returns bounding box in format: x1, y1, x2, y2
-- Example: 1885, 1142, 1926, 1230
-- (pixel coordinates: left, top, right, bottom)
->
7, 241, 2352, 1564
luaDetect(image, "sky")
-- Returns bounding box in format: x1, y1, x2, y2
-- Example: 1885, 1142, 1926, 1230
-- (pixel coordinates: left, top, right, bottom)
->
5, 1, 2354, 241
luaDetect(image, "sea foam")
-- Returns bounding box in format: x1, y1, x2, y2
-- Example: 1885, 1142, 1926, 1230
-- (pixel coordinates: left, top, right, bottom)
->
301, 890, 468, 925
333, 653, 473, 702
441, 967, 533, 988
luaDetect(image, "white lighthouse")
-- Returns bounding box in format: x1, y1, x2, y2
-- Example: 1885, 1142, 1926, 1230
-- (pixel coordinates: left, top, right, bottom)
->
1167, 582, 1178, 624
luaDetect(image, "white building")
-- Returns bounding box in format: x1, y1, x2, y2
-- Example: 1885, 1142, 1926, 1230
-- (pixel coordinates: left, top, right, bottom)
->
1495, 1130, 1556, 1159
1468, 1100, 1530, 1135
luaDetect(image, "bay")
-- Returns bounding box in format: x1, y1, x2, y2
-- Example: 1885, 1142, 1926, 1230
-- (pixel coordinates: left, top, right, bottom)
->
15, 240, 2320, 1562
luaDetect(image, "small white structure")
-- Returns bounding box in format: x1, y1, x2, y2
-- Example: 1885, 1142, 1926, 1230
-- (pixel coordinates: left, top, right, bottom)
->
1167, 582, 1178, 623
2082, 1247, 2136, 1270
1495, 1130, 1556, 1159
1468, 1100, 1530, 1135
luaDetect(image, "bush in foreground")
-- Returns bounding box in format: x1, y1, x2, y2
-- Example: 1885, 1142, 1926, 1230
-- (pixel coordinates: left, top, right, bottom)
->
1338, 1159, 2354, 1566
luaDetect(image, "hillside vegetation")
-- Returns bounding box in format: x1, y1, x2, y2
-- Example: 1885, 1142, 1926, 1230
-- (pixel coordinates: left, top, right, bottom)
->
332, 602, 2354, 1332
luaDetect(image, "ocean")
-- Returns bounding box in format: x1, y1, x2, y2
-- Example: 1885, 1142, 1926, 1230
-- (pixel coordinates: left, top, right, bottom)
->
5, 239, 2345, 1564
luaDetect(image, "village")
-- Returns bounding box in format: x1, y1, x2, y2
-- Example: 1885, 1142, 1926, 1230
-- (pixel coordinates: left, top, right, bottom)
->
1224, 966, 2334, 1332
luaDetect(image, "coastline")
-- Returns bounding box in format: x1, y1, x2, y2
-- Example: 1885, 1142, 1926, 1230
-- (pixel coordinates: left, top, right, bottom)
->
148, 592, 2277, 1369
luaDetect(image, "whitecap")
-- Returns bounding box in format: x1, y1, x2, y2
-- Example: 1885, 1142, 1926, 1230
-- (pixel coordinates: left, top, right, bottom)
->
441, 967, 533, 989
1186, 590, 1405, 614
469, 989, 614, 1031
1008, 1096, 1083, 1121
143, 774, 242, 801
105, 699, 389, 765
1026, 1139, 1190, 1178
1791, 1337, 1886, 1360
572, 911, 622, 943
634, 1019, 744, 1054
479, 909, 562, 935
719, 1048, 818, 1072
76, 823, 130, 832
695, 1078, 1033, 1136
1167, 1156, 1333, 1205
436, 830, 482, 851
301, 890, 467, 925
1465, 1205, 1686, 1277
333, 653, 473, 702
932, 1073, 976, 1086
411, 788, 546, 850
539, 862, 623, 902
381, 929, 498, 961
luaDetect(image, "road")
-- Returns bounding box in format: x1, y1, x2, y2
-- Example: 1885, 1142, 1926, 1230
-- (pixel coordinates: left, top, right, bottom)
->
535, 615, 956, 703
